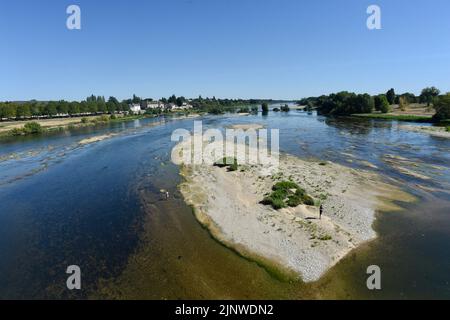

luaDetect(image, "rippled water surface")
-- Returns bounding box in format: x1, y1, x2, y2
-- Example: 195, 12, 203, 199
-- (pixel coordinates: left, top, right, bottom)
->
0, 110, 449, 299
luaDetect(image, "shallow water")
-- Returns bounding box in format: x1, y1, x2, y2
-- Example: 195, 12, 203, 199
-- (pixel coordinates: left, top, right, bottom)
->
0, 110, 449, 299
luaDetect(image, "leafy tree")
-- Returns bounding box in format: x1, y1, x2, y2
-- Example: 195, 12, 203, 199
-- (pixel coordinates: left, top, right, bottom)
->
420, 87, 440, 106
432, 93, 450, 122
0, 103, 16, 119
16, 104, 31, 118
261, 102, 269, 113
378, 95, 391, 113
386, 88, 396, 105
45, 101, 58, 117
168, 94, 177, 104
176, 96, 185, 107
57, 100, 69, 115
106, 101, 116, 114
132, 94, 141, 104
68, 102, 80, 116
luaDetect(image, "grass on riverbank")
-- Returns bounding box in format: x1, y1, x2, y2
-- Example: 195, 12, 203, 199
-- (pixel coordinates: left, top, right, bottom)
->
351, 113, 433, 122
0, 114, 150, 138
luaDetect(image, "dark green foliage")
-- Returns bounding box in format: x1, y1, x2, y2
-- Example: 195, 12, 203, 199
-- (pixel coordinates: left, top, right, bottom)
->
214, 157, 236, 167
420, 87, 440, 106
214, 157, 238, 171
23, 122, 43, 134
261, 180, 314, 210
386, 88, 396, 105
0, 94, 132, 122
433, 94, 450, 122
228, 159, 238, 172
272, 181, 300, 191
301, 194, 315, 206
8, 121, 44, 136
287, 194, 302, 207
374, 95, 391, 113
280, 104, 290, 112
314, 91, 374, 116
271, 198, 287, 209
261, 102, 269, 113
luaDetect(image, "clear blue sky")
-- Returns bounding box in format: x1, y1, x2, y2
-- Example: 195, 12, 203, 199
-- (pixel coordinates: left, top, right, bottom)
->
1, 0, 450, 101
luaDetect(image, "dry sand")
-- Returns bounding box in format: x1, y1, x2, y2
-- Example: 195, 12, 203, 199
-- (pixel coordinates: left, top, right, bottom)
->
173, 134, 414, 282
400, 124, 450, 139
78, 133, 117, 145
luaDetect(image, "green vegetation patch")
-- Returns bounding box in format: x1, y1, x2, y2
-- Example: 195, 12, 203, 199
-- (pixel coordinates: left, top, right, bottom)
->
261, 180, 314, 210
214, 157, 239, 171
351, 113, 432, 122
7, 121, 44, 136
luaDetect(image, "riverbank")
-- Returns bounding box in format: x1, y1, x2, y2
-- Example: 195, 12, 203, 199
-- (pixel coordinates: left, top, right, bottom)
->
0, 114, 150, 137
351, 113, 432, 122
174, 131, 414, 282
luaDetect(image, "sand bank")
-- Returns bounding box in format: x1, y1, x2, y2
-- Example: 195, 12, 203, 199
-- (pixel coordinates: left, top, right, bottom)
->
78, 133, 117, 145
400, 124, 450, 139
174, 138, 413, 282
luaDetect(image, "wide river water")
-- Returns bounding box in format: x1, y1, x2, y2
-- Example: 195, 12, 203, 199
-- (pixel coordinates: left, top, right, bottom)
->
0, 109, 449, 299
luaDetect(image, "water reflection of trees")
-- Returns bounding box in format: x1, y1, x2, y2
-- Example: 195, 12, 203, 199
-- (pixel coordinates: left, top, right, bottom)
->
324, 117, 393, 135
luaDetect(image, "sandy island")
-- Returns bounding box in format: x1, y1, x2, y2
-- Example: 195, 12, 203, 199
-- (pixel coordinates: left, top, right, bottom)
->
174, 124, 414, 282
400, 124, 450, 139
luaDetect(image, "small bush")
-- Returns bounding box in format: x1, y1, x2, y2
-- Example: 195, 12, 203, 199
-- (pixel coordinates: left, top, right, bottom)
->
271, 198, 287, 209
301, 194, 315, 206
318, 235, 332, 241
280, 104, 290, 112
23, 122, 43, 134
9, 128, 24, 136
261, 180, 314, 210
228, 159, 238, 171
271, 189, 288, 200
98, 115, 110, 122
272, 181, 299, 191
214, 157, 238, 171
214, 157, 236, 167
81, 117, 89, 124
110, 114, 117, 120
287, 194, 302, 207
446, 126, 450, 132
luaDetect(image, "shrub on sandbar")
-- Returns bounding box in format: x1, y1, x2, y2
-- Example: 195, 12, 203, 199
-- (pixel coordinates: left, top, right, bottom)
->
261, 180, 314, 210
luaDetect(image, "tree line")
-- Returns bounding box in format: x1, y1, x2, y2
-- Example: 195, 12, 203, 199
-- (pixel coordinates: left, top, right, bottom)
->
297, 87, 448, 120
0, 95, 131, 121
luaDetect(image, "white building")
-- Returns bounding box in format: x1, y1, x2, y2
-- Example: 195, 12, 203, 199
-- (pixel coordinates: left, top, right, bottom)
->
129, 103, 142, 114
147, 101, 164, 109
169, 102, 193, 111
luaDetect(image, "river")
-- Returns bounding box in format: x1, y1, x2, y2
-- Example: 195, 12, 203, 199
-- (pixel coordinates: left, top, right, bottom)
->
0, 109, 449, 299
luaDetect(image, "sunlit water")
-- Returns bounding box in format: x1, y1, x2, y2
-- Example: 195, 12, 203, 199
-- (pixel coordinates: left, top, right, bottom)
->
0, 109, 449, 299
